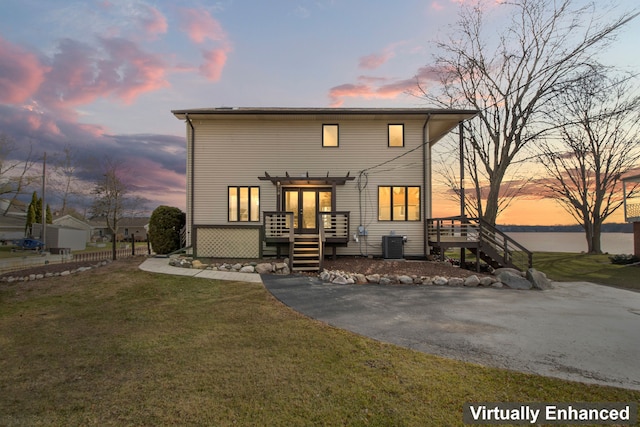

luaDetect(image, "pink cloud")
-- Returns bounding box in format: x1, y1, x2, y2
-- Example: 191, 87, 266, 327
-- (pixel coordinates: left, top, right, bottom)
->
37, 37, 168, 115
431, 1, 445, 11
101, 38, 169, 102
358, 42, 408, 70
199, 48, 228, 81
0, 37, 48, 104
139, 5, 168, 39
328, 66, 447, 106
178, 7, 232, 81
180, 8, 227, 44
359, 51, 394, 70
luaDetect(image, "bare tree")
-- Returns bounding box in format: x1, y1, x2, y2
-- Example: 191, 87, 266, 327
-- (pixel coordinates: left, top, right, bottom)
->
90, 159, 130, 260
423, 0, 639, 225
49, 144, 84, 216
0, 134, 39, 215
435, 142, 533, 219
538, 69, 640, 253
90, 158, 149, 259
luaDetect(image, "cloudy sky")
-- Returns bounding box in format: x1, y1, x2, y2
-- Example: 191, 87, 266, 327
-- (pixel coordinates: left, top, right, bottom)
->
1, 0, 638, 224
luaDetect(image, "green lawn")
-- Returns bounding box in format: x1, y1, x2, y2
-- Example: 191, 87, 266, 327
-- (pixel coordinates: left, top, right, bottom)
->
0, 258, 638, 426
533, 252, 640, 290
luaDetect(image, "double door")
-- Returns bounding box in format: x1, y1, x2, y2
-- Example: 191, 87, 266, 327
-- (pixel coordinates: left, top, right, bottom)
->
283, 188, 332, 234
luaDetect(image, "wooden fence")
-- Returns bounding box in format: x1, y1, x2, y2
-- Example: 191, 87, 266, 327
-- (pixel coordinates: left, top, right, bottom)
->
71, 245, 150, 263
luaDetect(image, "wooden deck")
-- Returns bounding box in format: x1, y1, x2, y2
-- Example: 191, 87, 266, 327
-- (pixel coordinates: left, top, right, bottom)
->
428, 216, 532, 271
263, 211, 350, 271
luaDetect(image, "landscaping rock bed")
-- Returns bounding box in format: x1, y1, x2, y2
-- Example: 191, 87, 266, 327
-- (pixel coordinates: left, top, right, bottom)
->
0, 260, 112, 283
170, 256, 551, 290
169, 257, 291, 275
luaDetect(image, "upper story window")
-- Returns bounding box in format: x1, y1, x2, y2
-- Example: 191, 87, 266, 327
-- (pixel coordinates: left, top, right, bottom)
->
323, 124, 339, 147
388, 124, 404, 147
378, 186, 420, 221
229, 186, 260, 222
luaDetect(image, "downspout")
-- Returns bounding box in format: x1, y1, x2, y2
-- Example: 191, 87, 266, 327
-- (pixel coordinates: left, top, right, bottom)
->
185, 113, 195, 257
422, 114, 431, 259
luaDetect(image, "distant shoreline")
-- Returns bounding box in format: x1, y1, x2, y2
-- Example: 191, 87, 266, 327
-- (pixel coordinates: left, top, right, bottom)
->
497, 223, 632, 233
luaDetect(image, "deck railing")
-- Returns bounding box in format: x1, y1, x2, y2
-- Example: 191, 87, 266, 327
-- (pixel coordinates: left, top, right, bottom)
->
318, 211, 350, 240
264, 211, 349, 242
427, 216, 477, 245
263, 211, 295, 240
428, 216, 532, 271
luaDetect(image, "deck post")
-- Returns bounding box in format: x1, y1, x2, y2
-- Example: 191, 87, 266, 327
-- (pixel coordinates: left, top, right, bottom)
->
634, 222, 640, 258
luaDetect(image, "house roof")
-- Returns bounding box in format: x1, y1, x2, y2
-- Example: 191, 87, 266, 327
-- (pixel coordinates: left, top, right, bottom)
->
172, 107, 479, 147
53, 214, 92, 229
171, 106, 479, 117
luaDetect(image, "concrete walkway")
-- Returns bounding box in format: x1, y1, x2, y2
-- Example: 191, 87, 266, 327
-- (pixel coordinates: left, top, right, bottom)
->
140, 258, 640, 391
138, 257, 263, 283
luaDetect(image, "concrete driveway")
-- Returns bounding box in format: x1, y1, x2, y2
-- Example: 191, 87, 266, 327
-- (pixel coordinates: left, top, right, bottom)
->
262, 275, 640, 391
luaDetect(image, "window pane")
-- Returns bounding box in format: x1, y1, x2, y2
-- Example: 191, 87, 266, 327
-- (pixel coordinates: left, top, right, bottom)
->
323, 124, 338, 147
285, 190, 298, 229
378, 187, 391, 220
228, 187, 238, 222
388, 124, 404, 147
393, 187, 406, 220
407, 187, 420, 221
302, 191, 317, 229
250, 187, 260, 221
239, 187, 249, 221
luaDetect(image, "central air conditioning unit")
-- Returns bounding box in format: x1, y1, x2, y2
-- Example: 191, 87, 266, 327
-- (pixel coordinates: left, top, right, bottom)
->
382, 235, 404, 259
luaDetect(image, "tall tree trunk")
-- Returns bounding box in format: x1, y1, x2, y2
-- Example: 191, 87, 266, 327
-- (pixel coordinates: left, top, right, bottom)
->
483, 184, 501, 226
590, 222, 603, 254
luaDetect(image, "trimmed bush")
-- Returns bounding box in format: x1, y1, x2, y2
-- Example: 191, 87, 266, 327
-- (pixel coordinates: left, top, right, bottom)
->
608, 254, 640, 265
148, 206, 186, 254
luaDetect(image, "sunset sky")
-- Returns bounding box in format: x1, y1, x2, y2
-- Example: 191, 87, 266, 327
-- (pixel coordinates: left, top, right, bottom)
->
1, 0, 638, 225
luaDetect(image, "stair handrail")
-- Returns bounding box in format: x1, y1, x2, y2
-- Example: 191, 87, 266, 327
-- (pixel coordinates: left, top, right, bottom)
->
286, 212, 294, 270
318, 214, 326, 271
477, 217, 533, 269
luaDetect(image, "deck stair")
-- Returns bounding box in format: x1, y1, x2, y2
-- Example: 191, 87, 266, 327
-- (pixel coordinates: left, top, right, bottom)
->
428, 216, 532, 271
291, 234, 323, 272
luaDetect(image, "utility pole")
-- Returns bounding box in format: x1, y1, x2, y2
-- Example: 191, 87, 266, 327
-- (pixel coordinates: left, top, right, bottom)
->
459, 122, 465, 218
459, 123, 466, 268
41, 152, 46, 250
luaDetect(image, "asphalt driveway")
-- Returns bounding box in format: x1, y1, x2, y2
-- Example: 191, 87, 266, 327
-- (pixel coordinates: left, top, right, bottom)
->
262, 275, 640, 391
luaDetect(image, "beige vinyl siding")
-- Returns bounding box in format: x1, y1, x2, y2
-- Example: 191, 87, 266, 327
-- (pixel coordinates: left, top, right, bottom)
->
189, 114, 431, 257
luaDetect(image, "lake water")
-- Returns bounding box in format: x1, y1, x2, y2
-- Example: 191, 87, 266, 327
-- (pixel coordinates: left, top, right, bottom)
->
506, 232, 634, 254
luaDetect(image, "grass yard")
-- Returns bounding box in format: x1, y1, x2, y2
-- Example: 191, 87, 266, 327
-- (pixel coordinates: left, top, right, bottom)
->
1, 258, 638, 426
533, 252, 640, 290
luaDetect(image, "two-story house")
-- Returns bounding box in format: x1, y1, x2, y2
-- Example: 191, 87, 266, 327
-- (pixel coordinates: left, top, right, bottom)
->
172, 107, 477, 271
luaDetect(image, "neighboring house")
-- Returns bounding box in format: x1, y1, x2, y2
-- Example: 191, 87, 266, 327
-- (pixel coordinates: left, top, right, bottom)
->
53, 214, 93, 242
172, 107, 478, 271
0, 198, 28, 243
119, 217, 149, 241
32, 223, 87, 251
87, 217, 149, 242
0, 215, 26, 243
622, 174, 640, 257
